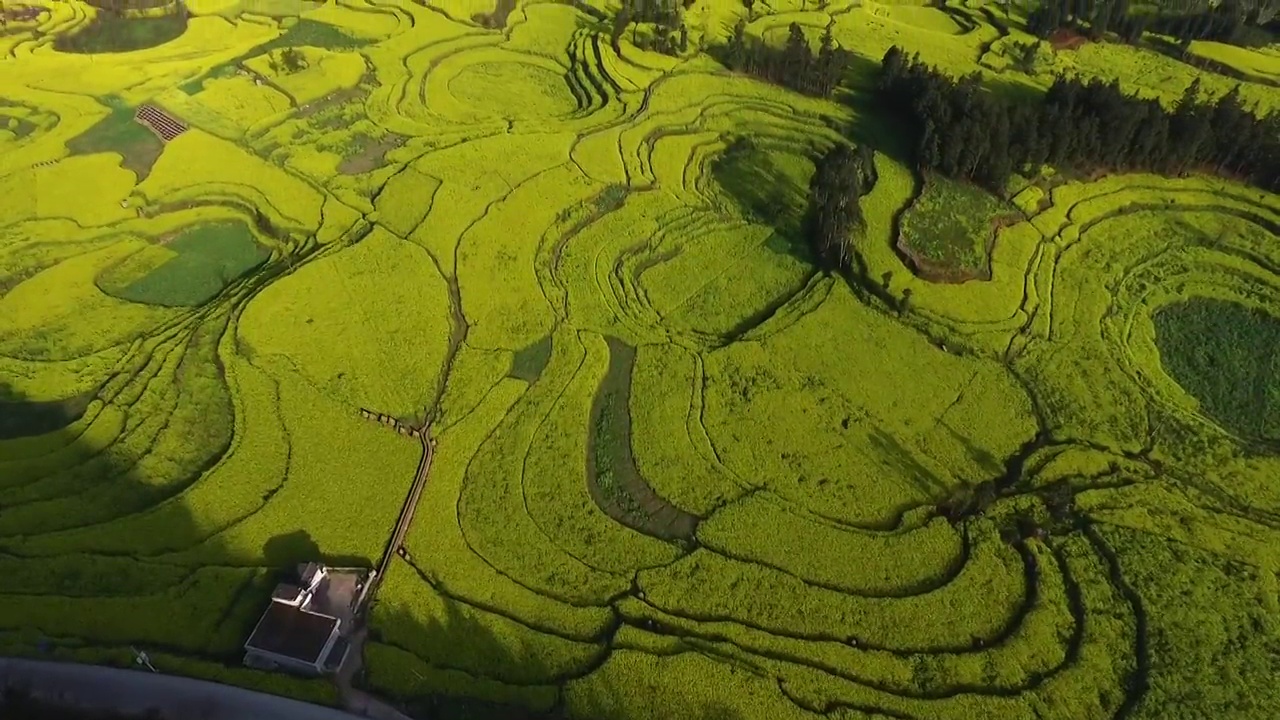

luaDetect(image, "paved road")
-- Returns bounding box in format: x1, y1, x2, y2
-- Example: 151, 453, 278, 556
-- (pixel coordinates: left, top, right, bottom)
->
0, 658, 369, 720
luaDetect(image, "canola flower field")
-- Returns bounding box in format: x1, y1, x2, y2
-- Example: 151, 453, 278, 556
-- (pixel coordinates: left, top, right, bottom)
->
0, 0, 1278, 718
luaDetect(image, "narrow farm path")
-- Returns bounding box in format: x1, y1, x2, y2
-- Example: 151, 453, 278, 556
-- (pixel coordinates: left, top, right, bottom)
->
334, 421, 436, 718
0, 658, 367, 720
374, 424, 436, 592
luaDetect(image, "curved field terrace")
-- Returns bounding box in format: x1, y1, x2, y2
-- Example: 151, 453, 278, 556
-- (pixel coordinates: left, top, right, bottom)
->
1, 1, 1278, 719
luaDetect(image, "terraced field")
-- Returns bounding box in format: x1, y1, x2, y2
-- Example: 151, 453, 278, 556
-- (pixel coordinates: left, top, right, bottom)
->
1, 1, 1278, 719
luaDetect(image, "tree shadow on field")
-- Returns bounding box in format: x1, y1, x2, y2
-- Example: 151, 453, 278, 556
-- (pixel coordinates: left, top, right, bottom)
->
261, 530, 368, 573
261, 530, 319, 567
836, 51, 916, 167
364, 560, 753, 720
0, 383, 97, 441
710, 139, 813, 264
867, 426, 950, 500
0, 370, 327, 709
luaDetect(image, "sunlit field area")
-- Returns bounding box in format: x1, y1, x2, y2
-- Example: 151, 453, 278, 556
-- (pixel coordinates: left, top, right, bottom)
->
1, 0, 1278, 718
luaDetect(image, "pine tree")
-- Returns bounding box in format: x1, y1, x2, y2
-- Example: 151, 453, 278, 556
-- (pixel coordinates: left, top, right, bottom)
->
808, 144, 864, 270
727, 18, 747, 69
816, 26, 838, 97
783, 23, 810, 90
879, 46, 907, 93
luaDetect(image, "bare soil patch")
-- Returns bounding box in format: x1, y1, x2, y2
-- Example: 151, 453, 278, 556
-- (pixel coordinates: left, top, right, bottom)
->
471, 0, 517, 29
296, 86, 366, 119
1, 5, 44, 23
337, 133, 405, 175
1049, 28, 1088, 51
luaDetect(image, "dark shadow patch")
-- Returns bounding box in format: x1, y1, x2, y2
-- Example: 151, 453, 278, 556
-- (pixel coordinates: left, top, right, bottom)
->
54, 11, 187, 55
866, 426, 949, 500
260, 530, 367, 574
508, 336, 553, 383
587, 337, 699, 545
710, 137, 810, 253
838, 51, 916, 166
262, 530, 323, 569
0, 388, 97, 441
177, 19, 369, 96
942, 422, 1005, 478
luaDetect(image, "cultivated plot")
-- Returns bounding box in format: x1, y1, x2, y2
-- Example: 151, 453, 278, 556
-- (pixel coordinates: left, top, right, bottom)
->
1, 0, 1278, 718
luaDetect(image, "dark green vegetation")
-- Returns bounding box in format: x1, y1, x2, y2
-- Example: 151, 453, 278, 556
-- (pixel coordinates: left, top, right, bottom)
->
103, 222, 270, 307
65, 101, 164, 180
878, 48, 1280, 193
898, 174, 1017, 281
591, 339, 648, 523
0, 391, 96, 441
718, 21, 849, 98
179, 20, 368, 95
509, 335, 553, 382
1027, 0, 1278, 48
589, 338, 697, 542
53, 12, 187, 54
807, 142, 873, 270
1154, 298, 1280, 443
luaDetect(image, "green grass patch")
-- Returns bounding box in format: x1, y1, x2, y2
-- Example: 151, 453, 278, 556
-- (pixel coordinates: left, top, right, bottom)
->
588, 337, 698, 542
65, 102, 164, 181
592, 339, 646, 522
178, 63, 241, 95
104, 222, 269, 307
54, 13, 187, 54
1153, 298, 1280, 443
898, 173, 1018, 282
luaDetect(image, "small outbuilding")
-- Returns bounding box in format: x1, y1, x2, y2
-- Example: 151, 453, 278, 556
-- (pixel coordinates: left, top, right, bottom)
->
243, 563, 373, 676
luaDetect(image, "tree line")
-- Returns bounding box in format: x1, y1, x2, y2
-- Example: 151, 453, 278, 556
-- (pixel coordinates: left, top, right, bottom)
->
610, 0, 689, 56
1026, 0, 1278, 47
720, 22, 850, 99
877, 46, 1280, 193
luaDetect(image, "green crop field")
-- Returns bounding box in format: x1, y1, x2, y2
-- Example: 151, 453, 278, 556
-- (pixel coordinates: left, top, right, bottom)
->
1, 0, 1278, 718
